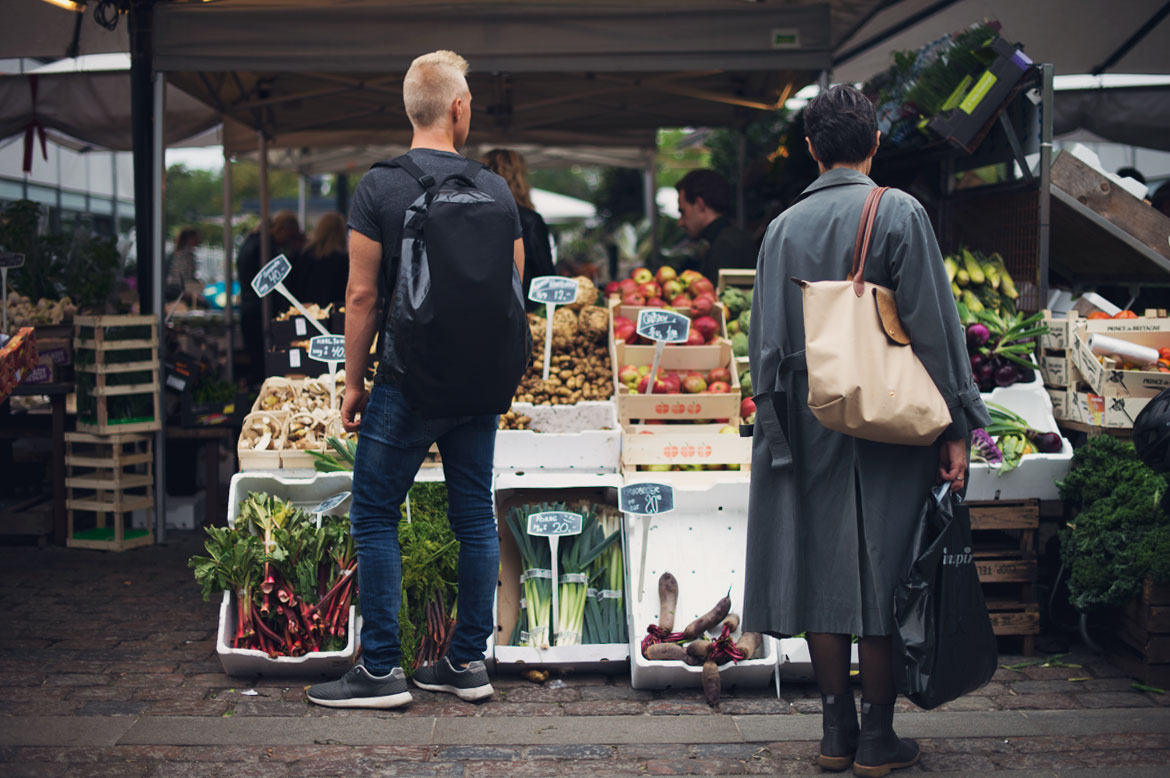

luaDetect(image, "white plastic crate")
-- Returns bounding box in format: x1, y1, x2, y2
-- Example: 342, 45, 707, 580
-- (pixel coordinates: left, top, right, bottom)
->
775, 637, 859, 682
226, 470, 354, 525
494, 401, 620, 473
968, 386, 1073, 501
624, 478, 777, 689
492, 471, 629, 671
216, 591, 359, 677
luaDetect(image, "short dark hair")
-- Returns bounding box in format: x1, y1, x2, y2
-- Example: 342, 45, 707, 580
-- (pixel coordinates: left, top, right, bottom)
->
676, 169, 733, 215
803, 85, 878, 167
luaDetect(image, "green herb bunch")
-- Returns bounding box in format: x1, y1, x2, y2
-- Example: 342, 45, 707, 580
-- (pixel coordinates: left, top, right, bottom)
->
398, 482, 459, 673
1057, 436, 1170, 611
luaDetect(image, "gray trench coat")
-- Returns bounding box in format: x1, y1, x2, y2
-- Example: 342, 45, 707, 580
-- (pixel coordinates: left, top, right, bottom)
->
742, 169, 990, 638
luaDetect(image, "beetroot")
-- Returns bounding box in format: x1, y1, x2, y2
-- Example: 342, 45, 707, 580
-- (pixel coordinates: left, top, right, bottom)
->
970, 353, 988, 371
977, 363, 995, 383
966, 323, 991, 349
1032, 431, 1063, 454
994, 365, 1017, 386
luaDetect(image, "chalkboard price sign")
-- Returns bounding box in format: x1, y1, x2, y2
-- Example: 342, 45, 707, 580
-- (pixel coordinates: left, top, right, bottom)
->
251, 254, 293, 297
528, 276, 579, 305
619, 483, 675, 515
308, 334, 346, 363
312, 491, 352, 515
527, 511, 584, 537
0, 251, 25, 269
636, 308, 691, 343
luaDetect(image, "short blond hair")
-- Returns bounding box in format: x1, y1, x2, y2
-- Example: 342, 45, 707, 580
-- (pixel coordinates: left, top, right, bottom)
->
403, 50, 470, 129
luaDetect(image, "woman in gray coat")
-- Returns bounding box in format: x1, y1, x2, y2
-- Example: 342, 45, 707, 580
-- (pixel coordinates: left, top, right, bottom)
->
743, 86, 989, 777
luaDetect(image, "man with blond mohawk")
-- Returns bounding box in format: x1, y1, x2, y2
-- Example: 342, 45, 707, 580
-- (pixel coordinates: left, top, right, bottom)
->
307, 51, 525, 709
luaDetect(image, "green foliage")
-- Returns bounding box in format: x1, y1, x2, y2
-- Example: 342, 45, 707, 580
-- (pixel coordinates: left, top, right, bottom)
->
657, 128, 711, 189
0, 199, 121, 310
594, 167, 646, 226
398, 483, 459, 673
1057, 437, 1170, 611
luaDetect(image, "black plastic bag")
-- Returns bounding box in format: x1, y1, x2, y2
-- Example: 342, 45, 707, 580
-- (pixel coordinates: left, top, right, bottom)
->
893, 484, 997, 710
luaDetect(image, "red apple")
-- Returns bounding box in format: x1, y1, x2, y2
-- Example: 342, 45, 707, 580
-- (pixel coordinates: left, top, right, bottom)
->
707, 367, 731, 384
690, 295, 715, 317
618, 364, 640, 386
636, 374, 668, 394
663, 373, 682, 394
613, 315, 638, 344
692, 315, 718, 340
631, 267, 653, 285
647, 297, 668, 308
604, 280, 621, 297
618, 278, 639, 295
621, 292, 646, 307
662, 279, 684, 300
685, 328, 706, 346
690, 277, 716, 298
670, 294, 693, 309
708, 381, 731, 394
682, 373, 707, 393
638, 281, 661, 300
707, 333, 721, 345
655, 265, 678, 285
680, 269, 704, 289
741, 396, 756, 419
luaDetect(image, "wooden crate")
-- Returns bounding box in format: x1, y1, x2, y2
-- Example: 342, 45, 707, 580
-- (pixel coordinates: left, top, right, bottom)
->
74, 315, 160, 434
968, 500, 1039, 654
986, 600, 1041, 636
65, 431, 154, 552
1112, 577, 1170, 673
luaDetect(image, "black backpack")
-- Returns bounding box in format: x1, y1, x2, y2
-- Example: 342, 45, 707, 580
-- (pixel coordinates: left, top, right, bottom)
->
371, 154, 531, 419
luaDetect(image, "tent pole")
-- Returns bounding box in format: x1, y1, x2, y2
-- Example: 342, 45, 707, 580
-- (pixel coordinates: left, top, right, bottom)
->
130, 0, 154, 313
153, 71, 168, 546
1037, 63, 1054, 309
298, 172, 308, 229
222, 147, 234, 383
735, 129, 746, 231
643, 147, 658, 265
259, 131, 271, 353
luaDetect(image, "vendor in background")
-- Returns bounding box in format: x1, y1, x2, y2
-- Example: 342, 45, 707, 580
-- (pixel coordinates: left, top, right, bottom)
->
483, 148, 555, 310
675, 169, 756, 285
164, 227, 201, 303
1152, 181, 1170, 219
291, 212, 349, 308
237, 210, 303, 384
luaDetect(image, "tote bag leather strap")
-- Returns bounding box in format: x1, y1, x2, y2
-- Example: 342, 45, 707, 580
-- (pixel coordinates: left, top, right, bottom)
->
848, 186, 889, 297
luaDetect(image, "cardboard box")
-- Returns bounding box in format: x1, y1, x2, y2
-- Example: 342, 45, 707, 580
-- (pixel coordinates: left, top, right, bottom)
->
926, 37, 1031, 152
1067, 391, 1150, 429
1043, 309, 1170, 351
270, 314, 333, 347
1046, 387, 1069, 421
265, 347, 310, 377
1072, 327, 1170, 399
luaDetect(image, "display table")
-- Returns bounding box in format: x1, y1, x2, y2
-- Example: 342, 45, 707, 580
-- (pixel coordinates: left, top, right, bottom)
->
2, 382, 71, 544
166, 425, 234, 527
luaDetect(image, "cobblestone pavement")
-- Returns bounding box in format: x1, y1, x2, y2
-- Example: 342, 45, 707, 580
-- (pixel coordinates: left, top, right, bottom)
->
1, 532, 1168, 777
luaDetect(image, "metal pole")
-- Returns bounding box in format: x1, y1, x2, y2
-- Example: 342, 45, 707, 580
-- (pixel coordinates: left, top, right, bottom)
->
130, 0, 154, 313
297, 172, 307, 228
735, 129, 747, 231
643, 147, 658, 262
259, 131, 271, 353
222, 147, 234, 383
1037, 64, 1054, 310
153, 71, 168, 545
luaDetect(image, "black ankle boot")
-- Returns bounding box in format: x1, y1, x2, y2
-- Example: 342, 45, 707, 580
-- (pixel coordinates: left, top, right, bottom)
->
817, 693, 859, 771
851, 700, 919, 777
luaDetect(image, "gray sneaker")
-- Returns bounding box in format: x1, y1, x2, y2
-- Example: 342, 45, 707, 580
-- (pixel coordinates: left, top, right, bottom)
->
411, 656, 494, 701
307, 665, 412, 709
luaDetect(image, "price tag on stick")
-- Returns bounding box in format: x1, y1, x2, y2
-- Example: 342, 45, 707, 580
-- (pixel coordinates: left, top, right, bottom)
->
620, 483, 676, 602
311, 491, 352, 528
252, 254, 332, 337
308, 334, 346, 408
527, 510, 583, 646
635, 309, 690, 396
0, 251, 25, 337
528, 276, 578, 381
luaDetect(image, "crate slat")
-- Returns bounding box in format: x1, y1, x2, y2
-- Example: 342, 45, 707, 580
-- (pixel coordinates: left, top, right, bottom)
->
66, 494, 155, 513
65, 473, 154, 490
967, 499, 1039, 530
976, 554, 1038, 584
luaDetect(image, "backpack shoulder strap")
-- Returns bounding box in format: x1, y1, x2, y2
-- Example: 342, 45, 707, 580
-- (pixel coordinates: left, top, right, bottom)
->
460, 159, 482, 181
371, 154, 436, 192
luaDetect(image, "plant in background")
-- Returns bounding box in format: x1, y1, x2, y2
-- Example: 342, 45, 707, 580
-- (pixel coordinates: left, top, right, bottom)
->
1058, 436, 1170, 611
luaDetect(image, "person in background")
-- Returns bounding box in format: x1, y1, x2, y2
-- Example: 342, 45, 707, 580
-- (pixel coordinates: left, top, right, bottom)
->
1151, 181, 1170, 219
1117, 166, 1146, 185
164, 227, 201, 302
675, 169, 756, 285
743, 85, 989, 776
237, 211, 303, 383
483, 148, 554, 310
291, 212, 349, 308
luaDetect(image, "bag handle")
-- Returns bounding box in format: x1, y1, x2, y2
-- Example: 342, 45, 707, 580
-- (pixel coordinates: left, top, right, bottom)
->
848, 186, 889, 297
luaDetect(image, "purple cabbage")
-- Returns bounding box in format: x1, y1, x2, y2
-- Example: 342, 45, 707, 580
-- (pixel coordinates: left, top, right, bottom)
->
971, 428, 1003, 464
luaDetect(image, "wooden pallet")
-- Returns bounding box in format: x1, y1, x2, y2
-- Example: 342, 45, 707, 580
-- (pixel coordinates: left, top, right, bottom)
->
968, 500, 1040, 654
64, 431, 154, 552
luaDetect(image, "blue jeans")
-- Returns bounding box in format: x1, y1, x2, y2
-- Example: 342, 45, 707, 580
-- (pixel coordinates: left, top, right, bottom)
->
349, 382, 499, 674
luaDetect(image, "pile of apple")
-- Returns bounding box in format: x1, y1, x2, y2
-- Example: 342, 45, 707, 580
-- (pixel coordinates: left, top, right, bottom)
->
618, 363, 756, 420
606, 266, 724, 347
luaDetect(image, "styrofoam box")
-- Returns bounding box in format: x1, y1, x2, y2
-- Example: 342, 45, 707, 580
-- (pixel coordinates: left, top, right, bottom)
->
494, 401, 620, 473
967, 386, 1073, 501
226, 470, 354, 525
492, 471, 628, 672
776, 638, 859, 682
624, 478, 777, 689
217, 591, 358, 677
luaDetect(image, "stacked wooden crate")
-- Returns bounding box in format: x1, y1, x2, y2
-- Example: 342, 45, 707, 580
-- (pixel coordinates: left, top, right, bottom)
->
65, 432, 154, 551
74, 315, 160, 434
968, 499, 1040, 655
1110, 577, 1170, 687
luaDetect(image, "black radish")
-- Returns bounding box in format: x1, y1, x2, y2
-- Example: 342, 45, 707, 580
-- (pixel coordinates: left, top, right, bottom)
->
645, 642, 688, 661
682, 594, 731, 639
658, 572, 678, 632
736, 632, 762, 660
702, 660, 721, 706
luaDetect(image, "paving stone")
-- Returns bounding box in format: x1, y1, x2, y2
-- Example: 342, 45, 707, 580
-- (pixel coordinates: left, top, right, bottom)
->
525, 744, 616, 759
615, 744, 693, 760
1, 761, 154, 777
494, 684, 581, 703
66, 685, 142, 701
788, 698, 823, 714
0, 700, 83, 716
1080, 677, 1141, 692
994, 692, 1083, 710
1073, 691, 1157, 708
436, 745, 520, 761
464, 761, 644, 778
232, 699, 314, 717
1021, 665, 1088, 680
643, 757, 748, 775
77, 700, 149, 716
647, 699, 715, 715
559, 700, 647, 716
43, 674, 110, 687
1085, 660, 1130, 678
691, 743, 771, 759
991, 667, 1024, 683
1009, 679, 1084, 694
285, 759, 462, 778
578, 684, 656, 701
263, 745, 433, 761
479, 702, 562, 717
717, 698, 793, 715
144, 699, 232, 717
145, 762, 284, 778
920, 750, 996, 772
931, 695, 998, 712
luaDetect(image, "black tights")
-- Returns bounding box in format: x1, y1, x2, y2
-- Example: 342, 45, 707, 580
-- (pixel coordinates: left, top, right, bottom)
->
807, 632, 896, 704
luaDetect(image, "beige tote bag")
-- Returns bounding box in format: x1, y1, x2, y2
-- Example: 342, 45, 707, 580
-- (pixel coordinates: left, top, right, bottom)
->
793, 186, 951, 446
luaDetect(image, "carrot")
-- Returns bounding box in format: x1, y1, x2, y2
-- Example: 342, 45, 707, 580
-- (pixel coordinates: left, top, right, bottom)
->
645, 642, 688, 661
682, 595, 731, 639
658, 573, 678, 632
701, 660, 721, 706
736, 632, 762, 660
